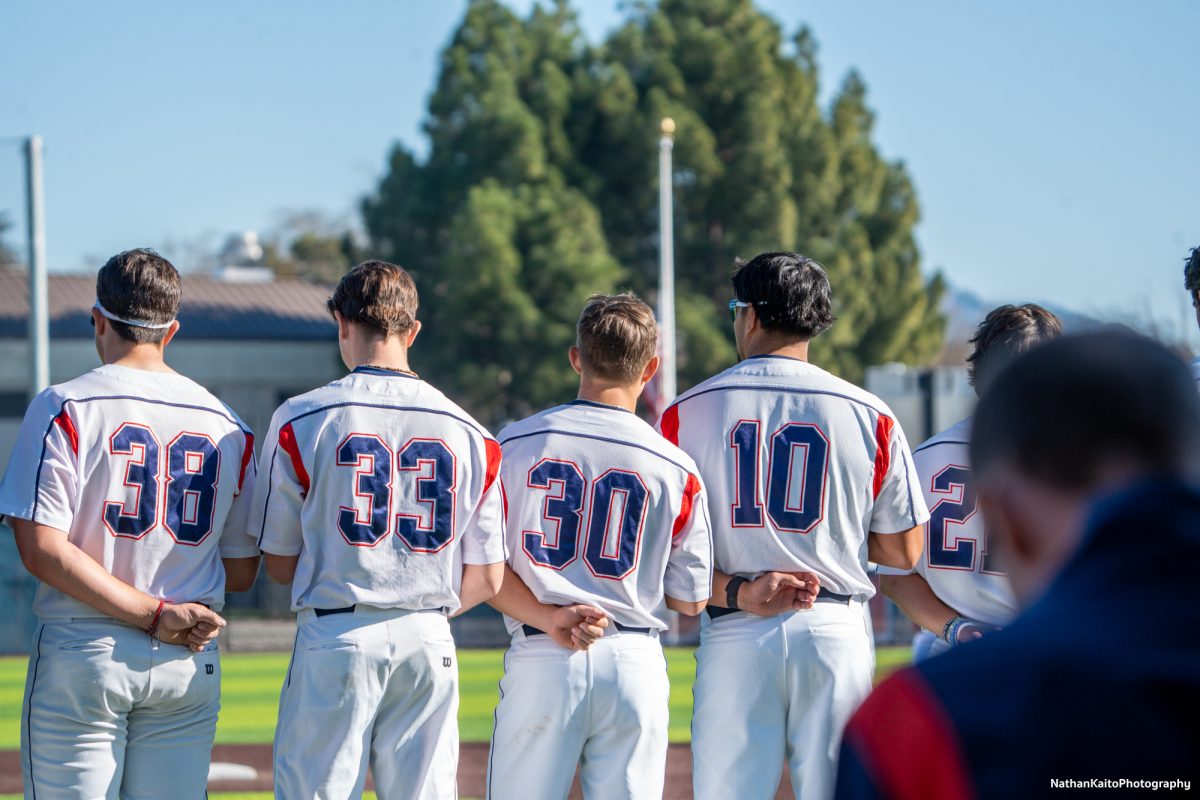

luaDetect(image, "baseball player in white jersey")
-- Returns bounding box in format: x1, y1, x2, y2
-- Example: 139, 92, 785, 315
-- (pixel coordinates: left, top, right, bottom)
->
248, 260, 506, 799
659, 252, 930, 800
0, 249, 260, 800
880, 304, 1062, 661
487, 294, 713, 800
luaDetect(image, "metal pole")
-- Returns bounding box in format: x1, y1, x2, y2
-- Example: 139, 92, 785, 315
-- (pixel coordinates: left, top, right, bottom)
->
26, 135, 49, 397
657, 118, 676, 404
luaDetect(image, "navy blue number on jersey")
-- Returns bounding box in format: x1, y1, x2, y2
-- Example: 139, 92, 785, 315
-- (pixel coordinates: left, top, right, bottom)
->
104, 424, 161, 539
524, 463, 648, 577
396, 440, 456, 553
165, 434, 221, 544
730, 421, 764, 526
523, 460, 585, 568
728, 421, 829, 533
337, 434, 457, 551
926, 465, 1003, 573
585, 470, 648, 579
103, 424, 222, 544
337, 434, 393, 545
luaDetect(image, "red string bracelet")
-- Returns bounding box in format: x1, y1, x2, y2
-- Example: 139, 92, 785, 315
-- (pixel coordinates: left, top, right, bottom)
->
146, 599, 166, 637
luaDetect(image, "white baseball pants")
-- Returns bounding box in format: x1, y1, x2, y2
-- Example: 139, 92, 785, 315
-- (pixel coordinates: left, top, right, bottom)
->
691, 601, 874, 800
21, 618, 221, 800
487, 629, 670, 800
273, 606, 459, 800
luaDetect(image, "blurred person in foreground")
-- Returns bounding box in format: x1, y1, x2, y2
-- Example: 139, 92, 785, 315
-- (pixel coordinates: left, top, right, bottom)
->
836, 330, 1200, 799
880, 304, 1062, 662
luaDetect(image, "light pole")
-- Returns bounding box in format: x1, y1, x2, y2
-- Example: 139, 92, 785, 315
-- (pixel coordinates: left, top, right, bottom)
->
25, 135, 49, 398
657, 118, 676, 404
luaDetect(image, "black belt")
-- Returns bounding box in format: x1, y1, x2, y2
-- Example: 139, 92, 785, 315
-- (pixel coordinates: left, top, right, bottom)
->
522, 622, 654, 638
706, 586, 853, 621
314, 605, 356, 617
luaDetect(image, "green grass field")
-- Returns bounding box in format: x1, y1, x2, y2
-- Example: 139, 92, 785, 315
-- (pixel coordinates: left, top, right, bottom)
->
0, 645, 911, 752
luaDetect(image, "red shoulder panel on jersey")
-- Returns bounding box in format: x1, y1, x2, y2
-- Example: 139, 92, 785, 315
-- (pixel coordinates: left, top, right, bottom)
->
278, 423, 310, 494
672, 473, 702, 539
843, 668, 975, 800
872, 414, 895, 499
659, 405, 680, 446
53, 410, 79, 456
238, 432, 255, 492
484, 439, 502, 494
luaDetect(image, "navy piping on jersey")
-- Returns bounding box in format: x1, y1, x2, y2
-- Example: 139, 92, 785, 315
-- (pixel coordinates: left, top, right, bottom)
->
351, 365, 420, 379
913, 439, 970, 456
31, 395, 250, 521
744, 354, 807, 363
281, 401, 491, 441
258, 400, 497, 544
568, 398, 633, 414
25, 624, 43, 799
499, 428, 691, 474
669, 383, 892, 419
257, 442, 281, 548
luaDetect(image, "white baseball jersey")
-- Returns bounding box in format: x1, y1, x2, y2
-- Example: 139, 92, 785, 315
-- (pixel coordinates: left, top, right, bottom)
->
658, 355, 929, 599
879, 417, 1016, 628
0, 364, 258, 619
498, 400, 712, 633
249, 366, 506, 614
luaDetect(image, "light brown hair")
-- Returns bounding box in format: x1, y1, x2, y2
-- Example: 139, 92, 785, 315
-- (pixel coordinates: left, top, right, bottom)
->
576, 293, 658, 383
327, 260, 418, 336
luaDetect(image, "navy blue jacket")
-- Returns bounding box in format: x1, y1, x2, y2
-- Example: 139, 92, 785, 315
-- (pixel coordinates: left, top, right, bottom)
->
836, 480, 1200, 799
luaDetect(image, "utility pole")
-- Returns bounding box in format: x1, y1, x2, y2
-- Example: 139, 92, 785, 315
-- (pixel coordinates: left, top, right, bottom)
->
25, 135, 49, 398
657, 118, 676, 404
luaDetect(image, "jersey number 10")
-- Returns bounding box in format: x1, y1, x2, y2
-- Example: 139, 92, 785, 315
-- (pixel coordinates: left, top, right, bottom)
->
729, 420, 829, 533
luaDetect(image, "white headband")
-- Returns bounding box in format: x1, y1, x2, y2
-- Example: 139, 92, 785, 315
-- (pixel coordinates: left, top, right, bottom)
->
93, 300, 176, 330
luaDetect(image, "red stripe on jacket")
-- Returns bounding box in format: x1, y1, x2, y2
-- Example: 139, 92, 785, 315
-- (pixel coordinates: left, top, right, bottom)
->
843, 669, 976, 800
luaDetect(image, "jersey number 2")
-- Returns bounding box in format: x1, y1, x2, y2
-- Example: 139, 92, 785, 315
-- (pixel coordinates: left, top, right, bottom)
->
729, 421, 828, 532
102, 423, 221, 545
336, 435, 457, 552
926, 465, 1003, 573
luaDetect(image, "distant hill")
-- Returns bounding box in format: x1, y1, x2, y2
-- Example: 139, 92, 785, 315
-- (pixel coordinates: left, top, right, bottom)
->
936, 286, 1103, 366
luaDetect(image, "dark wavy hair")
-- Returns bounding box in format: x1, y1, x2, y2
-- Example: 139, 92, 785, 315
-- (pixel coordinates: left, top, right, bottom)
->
731, 251, 835, 340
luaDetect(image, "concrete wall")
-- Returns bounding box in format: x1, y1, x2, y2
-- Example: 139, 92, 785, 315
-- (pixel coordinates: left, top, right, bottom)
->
865, 364, 976, 445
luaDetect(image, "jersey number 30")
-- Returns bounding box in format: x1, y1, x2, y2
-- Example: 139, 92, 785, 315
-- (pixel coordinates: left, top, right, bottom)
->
102, 423, 221, 545
522, 461, 648, 579
729, 421, 829, 532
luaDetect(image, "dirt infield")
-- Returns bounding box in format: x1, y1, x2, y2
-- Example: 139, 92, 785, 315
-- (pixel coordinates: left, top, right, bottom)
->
0, 743, 795, 798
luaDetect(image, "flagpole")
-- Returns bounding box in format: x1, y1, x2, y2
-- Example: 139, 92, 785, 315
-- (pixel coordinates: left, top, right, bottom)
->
658, 118, 676, 404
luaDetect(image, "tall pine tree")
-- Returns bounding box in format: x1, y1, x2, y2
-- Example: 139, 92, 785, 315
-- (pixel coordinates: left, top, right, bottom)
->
363, 0, 944, 426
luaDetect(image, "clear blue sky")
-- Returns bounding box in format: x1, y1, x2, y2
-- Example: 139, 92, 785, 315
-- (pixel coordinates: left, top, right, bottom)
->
2, 1, 1197, 341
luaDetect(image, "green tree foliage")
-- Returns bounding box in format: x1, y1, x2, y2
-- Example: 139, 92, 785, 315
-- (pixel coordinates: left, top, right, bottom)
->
363, 0, 944, 425
0, 212, 20, 267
